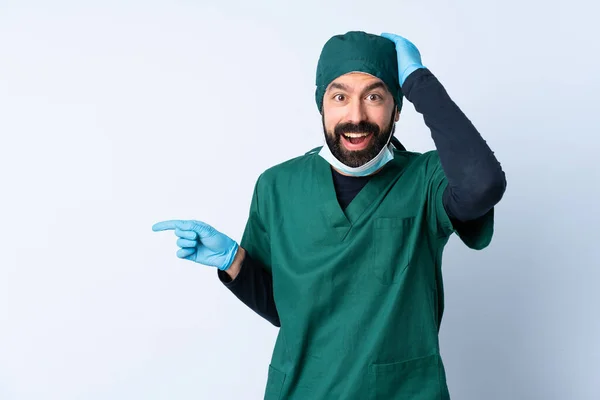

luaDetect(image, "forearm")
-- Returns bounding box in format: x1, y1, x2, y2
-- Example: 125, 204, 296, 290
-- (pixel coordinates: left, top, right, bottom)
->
217, 247, 280, 327
403, 68, 506, 220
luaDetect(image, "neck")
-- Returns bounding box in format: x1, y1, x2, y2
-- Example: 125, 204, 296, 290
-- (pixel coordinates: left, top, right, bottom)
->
331, 165, 384, 177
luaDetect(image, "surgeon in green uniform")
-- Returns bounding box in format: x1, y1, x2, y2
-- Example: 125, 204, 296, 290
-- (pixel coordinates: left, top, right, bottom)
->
153, 31, 506, 399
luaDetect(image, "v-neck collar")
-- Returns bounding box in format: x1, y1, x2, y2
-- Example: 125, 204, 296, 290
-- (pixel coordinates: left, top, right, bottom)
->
314, 152, 403, 241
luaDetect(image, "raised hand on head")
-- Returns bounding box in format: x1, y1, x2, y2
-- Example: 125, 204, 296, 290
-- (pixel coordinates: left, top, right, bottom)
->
380, 32, 426, 87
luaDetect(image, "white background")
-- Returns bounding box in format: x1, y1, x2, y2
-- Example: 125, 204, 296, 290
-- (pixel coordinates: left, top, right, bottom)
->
1, 1, 599, 399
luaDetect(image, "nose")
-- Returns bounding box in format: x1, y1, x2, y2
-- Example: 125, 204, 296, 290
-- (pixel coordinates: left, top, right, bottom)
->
345, 99, 367, 125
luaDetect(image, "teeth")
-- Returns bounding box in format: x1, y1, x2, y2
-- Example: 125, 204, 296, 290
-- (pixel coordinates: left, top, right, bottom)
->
344, 133, 369, 138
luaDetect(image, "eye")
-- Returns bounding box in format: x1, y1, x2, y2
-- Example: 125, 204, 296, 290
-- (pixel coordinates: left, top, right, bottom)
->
333, 94, 346, 102
367, 93, 382, 101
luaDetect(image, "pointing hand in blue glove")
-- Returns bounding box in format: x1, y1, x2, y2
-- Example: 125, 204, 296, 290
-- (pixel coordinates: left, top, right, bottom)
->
152, 219, 239, 271
380, 33, 426, 87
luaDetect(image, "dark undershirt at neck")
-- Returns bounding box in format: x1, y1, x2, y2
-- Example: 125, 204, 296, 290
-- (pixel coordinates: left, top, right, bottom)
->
330, 167, 372, 210
330, 137, 405, 210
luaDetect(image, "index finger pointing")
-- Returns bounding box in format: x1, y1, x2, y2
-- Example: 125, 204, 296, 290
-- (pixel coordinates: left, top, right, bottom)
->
152, 220, 189, 232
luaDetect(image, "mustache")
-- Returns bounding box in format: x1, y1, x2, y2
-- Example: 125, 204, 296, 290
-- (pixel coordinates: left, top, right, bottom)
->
334, 121, 380, 137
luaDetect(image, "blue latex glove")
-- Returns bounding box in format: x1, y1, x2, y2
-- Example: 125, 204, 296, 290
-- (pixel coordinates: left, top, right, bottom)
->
152, 219, 239, 271
380, 33, 426, 87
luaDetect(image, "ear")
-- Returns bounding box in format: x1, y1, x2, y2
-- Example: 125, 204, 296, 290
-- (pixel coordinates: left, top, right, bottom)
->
394, 106, 400, 122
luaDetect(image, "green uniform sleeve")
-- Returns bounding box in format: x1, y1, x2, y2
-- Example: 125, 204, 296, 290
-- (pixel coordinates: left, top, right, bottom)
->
424, 151, 494, 250
240, 174, 272, 272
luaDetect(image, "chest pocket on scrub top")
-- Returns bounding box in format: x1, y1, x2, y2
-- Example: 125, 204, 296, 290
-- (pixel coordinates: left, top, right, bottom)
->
373, 216, 416, 285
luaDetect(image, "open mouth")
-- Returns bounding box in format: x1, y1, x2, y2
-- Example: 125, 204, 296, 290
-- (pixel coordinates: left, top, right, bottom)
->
341, 132, 373, 150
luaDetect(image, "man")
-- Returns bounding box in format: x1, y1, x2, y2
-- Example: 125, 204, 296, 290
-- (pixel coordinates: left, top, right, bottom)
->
153, 31, 506, 399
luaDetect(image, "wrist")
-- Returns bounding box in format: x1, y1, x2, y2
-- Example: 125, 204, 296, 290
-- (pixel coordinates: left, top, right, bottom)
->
400, 64, 425, 86
224, 246, 245, 280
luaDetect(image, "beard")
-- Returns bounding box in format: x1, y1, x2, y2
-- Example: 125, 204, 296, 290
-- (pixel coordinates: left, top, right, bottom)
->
322, 111, 396, 168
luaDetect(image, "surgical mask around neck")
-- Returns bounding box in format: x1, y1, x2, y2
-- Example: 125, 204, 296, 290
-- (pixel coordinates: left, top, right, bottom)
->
318, 133, 395, 177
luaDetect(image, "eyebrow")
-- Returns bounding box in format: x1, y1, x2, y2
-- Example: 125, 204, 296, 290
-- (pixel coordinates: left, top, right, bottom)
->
327, 81, 388, 94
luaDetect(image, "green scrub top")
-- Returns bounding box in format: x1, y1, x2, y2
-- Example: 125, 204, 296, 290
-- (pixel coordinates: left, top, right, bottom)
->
240, 146, 494, 400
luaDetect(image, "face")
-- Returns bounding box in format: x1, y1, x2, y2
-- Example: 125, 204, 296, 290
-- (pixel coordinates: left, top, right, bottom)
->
322, 72, 399, 168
